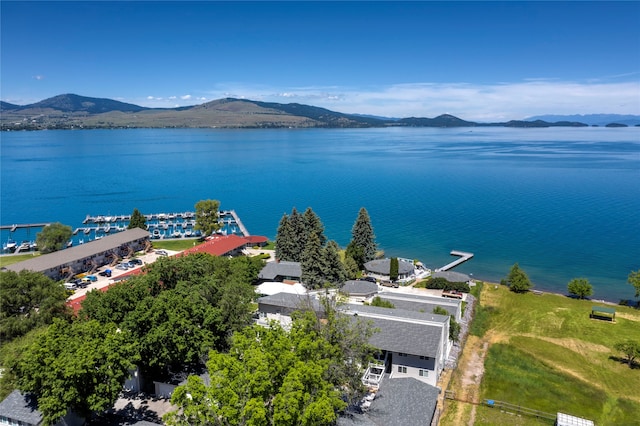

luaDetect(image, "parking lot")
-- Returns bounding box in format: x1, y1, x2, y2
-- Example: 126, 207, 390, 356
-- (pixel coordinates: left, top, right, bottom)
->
66, 249, 178, 300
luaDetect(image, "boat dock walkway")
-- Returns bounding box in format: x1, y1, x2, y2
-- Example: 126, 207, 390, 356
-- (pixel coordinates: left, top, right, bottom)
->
228, 210, 250, 236
0, 223, 51, 231
436, 250, 474, 272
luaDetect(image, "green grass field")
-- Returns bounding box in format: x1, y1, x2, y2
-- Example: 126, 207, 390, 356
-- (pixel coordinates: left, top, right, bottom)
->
0, 253, 40, 268
477, 285, 640, 425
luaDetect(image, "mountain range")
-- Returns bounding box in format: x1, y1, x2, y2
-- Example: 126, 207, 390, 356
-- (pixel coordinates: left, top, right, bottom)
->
1, 94, 637, 130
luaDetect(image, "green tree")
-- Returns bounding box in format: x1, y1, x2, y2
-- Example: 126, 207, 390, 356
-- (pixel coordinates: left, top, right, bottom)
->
345, 242, 365, 271
127, 208, 147, 230
343, 255, 360, 280
35, 222, 72, 253
433, 307, 461, 342
504, 263, 533, 293
370, 296, 395, 308
194, 199, 221, 237
275, 212, 294, 261
567, 277, 593, 299
288, 207, 305, 262
628, 270, 640, 298
303, 207, 326, 247
301, 232, 326, 289
165, 298, 376, 426
0, 270, 70, 341
322, 240, 347, 287
614, 340, 640, 368
14, 319, 139, 425
389, 257, 399, 282
349, 208, 376, 268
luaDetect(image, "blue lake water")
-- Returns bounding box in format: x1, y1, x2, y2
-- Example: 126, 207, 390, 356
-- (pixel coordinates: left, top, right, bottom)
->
1, 127, 639, 302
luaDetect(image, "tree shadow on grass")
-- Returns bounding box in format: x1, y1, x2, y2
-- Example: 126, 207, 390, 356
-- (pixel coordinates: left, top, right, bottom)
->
608, 355, 640, 370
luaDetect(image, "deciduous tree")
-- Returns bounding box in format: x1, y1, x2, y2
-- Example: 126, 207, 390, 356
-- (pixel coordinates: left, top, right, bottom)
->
628, 270, 640, 299
504, 263, 533, 293
567, 277, 593, 299
127, 208, 147, 230
14, 319, 139, 425
614, 340, 640, 368
35, 222, 72, 253
0, 270, 70, 341
194, 199, 221, 237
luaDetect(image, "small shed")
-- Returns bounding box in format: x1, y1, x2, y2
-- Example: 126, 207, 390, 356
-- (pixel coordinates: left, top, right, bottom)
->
590, 306, 616, 322
556, 412, 595, 426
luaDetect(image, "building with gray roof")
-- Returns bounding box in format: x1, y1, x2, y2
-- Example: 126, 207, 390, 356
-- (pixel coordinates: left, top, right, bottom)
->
257, 261, 302, 283
338, 377, 440, 426
340, 280, 379, 300
3, 228, 149, 281
377, 292, 463, 321
363, 258, 414, 282
0, 391, 43, 426
432, 270, 471, 283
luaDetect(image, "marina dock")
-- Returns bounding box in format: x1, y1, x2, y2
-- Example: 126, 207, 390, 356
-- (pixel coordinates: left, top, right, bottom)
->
0, 223, 51, 231
228, 210, 250, 236
436, 250, 474, 272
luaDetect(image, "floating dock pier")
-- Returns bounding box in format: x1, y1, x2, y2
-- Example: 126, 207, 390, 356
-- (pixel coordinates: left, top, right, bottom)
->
436, 250, 474, 272
0, 223, 51, 231
228, 210, 250, 236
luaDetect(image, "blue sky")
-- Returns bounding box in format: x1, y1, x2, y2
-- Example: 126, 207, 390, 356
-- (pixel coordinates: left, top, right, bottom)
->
1, 1, 639, 121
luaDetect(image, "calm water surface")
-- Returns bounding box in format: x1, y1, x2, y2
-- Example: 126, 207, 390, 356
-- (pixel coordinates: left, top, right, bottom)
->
1, 127, 639, 302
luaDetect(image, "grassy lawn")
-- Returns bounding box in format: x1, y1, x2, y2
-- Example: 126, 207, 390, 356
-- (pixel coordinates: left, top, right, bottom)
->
151, 239, 202, 251
477, 285, 640, 425
0, 253, 40, 268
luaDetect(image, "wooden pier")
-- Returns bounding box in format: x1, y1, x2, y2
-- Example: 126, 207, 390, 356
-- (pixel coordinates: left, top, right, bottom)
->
0, 223, 51, 231
228, 210, 250, 236
436, 250, 474, 272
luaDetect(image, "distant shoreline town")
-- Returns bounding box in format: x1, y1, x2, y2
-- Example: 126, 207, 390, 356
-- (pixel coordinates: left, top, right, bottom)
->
2, 94, 639, 130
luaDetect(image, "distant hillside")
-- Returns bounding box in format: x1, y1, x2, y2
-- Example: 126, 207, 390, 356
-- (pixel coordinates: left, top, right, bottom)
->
527, 114, 640, 127
1, 93, 625, 130
25, 93, 147, 114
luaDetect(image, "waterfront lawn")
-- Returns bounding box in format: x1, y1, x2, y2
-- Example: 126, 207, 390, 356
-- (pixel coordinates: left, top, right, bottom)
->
478, 285, 640, 425
151, 239, 201, 251
0, 253, 40, 268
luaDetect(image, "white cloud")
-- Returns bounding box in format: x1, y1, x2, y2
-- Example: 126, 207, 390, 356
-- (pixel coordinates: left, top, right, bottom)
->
33, 75, 44, 81
132, 79, 639, 120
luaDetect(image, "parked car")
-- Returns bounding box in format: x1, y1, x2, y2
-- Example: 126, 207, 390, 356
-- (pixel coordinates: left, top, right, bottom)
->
381, 281, 399, 288
64, 282, 78, 291
99, 269, 112, 277
129, 258, 143, 265
360, 276, 377, 283
85, 275, 98, 282
115, 263, 129, 270
442, 290, 463, 299
80, 278, 91, 287
155, 250, 168, 256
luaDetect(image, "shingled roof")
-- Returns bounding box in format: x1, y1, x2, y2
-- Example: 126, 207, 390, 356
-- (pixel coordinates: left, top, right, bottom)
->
258, 261, 302, 280
364, 259, 414, 275
4, 228, 149, 274
338, 377, 440, 426
0, 390, 43, 426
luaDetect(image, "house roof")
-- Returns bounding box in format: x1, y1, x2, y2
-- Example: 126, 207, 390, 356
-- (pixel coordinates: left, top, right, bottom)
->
4, 228, 150, 274
343, 304, 447, 357
255, 281, 307, 296
257, 292, 322, 312
338, 377, 440, 426
340, 280, 379, 296
0, 390, 43, 425
364, 259, 414, 275
432, 270, 471, 282
179, 234, 245, 257
258, 261, 302, 280
377, 293, 461, 318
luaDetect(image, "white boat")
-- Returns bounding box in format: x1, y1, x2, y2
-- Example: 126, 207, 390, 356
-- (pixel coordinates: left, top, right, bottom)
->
3, 239, 17, 252
16, 241, 31, 252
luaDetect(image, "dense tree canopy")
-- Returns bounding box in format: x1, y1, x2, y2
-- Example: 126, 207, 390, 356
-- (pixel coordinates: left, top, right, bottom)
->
567, 278, 593, 299
348, 208, 376, 269
629, 270, 640, 298
194, 199, 221, 236
503, 263, 533, 293
165, 299, 376, 426
0, 270, 70, 341
127, 208, 147, 230
13, 319, 139, 425
81, 253, 263, 382
35, 222, 72, 253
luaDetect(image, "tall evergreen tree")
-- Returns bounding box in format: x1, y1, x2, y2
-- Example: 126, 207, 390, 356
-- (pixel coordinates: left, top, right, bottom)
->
303, 207, 326, 247
288, 208, 306, 262
389, 257, 399, 282
323, 240, 347, 287
504, 263, 533, 293
349, 208, 376, 267
275, 213, 293, 261
301, 232, 326, 289
127, 208, 147, 230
